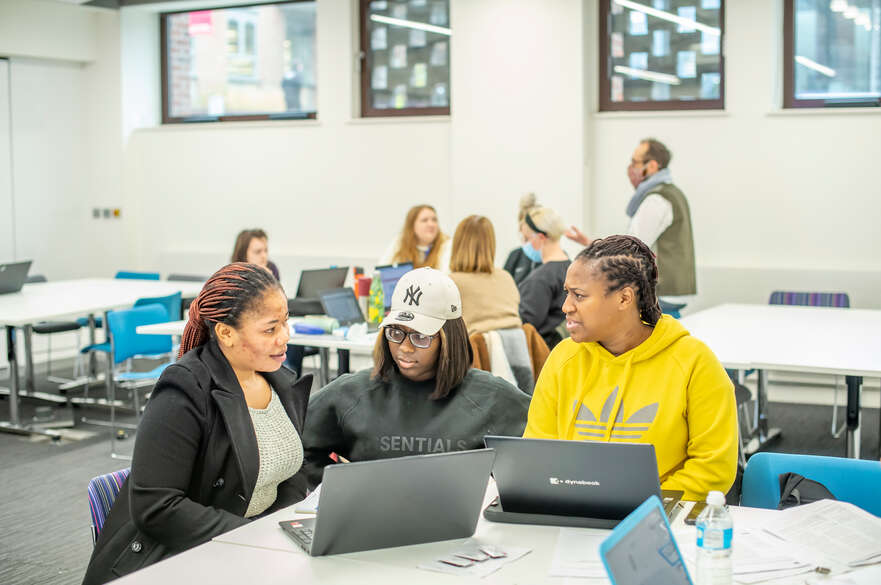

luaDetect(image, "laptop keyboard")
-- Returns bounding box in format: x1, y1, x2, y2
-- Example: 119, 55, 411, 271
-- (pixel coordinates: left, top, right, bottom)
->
279, 520, 314, 550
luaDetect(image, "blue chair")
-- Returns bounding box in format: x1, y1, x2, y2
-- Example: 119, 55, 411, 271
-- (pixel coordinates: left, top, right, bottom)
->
87, 468, 130, 544
115, 271, 160, 281
134, 292, 182, 328
105, 305, 175, 458
741, 452, 881, 516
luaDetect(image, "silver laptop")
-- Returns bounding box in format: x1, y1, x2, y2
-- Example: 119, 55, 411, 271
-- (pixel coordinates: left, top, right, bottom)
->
483, 436, 682, 528
318, 287, 378, 333
0, 260, 32, 295
279, 449, 495, 556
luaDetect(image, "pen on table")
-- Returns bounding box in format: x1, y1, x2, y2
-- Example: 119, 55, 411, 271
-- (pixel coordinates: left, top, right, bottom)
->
337, 455, 351, 463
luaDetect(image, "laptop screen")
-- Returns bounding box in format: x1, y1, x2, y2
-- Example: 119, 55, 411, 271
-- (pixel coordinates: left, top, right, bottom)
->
296, 267, 349, 299
376, 263, 413, 309
603, 504, 691, 585
319, 288, 363, 325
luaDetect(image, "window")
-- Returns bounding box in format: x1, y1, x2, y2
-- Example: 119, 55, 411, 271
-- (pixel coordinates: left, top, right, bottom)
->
360, 0, 451, 117
599, 0, 725, 111
784, 0, 881, 108
161, 1, 316, 123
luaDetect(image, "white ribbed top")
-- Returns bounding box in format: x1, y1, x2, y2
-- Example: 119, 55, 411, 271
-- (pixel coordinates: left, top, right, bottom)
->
245, 390, 303, 518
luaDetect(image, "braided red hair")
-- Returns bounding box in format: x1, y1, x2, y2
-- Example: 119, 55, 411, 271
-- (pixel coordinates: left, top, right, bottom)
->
179, 262, 282, 358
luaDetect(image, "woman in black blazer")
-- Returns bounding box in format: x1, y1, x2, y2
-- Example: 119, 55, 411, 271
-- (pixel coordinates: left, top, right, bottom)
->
83, 263, 311, 585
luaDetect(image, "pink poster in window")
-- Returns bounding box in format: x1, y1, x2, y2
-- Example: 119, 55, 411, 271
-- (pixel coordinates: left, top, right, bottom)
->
188, 11, 212, 36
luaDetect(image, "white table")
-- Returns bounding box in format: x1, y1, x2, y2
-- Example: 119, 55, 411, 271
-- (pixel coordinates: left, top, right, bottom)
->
110, 490, 813, 585
137, 319, 377, 385
0, 278, 203, 437
681, 303, 881, 458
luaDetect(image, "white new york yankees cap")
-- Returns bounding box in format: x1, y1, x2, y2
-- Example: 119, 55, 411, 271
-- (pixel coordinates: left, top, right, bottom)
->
380, 267, 462, 335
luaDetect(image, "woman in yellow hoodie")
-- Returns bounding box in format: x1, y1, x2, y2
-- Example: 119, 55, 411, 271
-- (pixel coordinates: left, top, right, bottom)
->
524, 235, 737, 501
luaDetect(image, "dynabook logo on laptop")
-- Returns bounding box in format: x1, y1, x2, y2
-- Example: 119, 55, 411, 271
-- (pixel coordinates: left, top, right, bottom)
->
549, 477, 601, 487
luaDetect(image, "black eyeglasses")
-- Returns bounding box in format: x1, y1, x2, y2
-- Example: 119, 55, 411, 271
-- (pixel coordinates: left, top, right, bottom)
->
384, 327, 436, 349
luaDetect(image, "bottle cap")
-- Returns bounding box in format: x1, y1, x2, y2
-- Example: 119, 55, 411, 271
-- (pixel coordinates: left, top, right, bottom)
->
706, 491, 725, 506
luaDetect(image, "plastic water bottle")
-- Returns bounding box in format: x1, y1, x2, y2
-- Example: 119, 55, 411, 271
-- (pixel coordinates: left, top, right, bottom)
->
695, 490, 733, 585
367, 271, 384, 324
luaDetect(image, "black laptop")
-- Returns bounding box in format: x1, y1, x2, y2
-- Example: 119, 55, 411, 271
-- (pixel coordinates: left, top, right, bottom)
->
288, 267, 348, 316
483, 436, 682, 529
279, 449, 495, 556
318, 287, 378, 332
0, 260, 32, 295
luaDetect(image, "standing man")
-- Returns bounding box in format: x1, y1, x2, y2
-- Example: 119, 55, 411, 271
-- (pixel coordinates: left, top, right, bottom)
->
567, 138, 696, 315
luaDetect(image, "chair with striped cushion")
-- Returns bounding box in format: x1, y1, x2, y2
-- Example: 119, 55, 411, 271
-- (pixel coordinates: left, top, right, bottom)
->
769, 290, 851, 438
87, 468, 130, 544
769, 291, 850, 308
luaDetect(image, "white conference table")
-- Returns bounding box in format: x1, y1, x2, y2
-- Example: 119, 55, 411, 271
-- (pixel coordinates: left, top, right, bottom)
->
111, 488, 825, 585
137, 319, 377, 385
681, 303, 881, 459
0, 278, 203, 438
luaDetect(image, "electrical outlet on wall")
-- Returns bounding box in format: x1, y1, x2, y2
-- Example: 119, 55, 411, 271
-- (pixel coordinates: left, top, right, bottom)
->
92, 208, 100, 219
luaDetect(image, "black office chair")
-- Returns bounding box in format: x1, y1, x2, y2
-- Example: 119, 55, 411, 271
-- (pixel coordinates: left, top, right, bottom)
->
167, 274, 207, 318
27, 275, 83, 384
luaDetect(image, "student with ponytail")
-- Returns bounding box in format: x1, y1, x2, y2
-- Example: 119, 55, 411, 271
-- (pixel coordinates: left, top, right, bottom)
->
523, 235, 737, 502
83, 263, 311, 585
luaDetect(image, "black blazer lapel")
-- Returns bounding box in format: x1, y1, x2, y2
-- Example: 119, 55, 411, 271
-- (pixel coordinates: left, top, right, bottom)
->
202, 342, 260, 505
264, 369, 312, 432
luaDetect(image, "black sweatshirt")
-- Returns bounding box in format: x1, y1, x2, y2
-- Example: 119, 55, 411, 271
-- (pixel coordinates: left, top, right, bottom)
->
301, 368, 530, 487
518, 259, 571, 349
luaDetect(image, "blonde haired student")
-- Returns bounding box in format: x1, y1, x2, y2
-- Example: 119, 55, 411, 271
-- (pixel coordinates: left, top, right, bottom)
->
378, 204, 451, 271
517, 205, 571, 348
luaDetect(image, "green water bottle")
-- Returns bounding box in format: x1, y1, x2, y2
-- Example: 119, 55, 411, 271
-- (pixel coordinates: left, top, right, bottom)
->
367, 271, 384, 324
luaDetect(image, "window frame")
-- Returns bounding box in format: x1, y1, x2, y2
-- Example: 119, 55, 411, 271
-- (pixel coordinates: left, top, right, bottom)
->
160, 0, 317, 124
598, 0, 726, 112
783, 0, 881, 109
358, 0, 451, 118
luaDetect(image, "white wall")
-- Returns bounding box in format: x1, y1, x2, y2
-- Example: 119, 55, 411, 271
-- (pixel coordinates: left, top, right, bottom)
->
122, 0, 587, 291
449, 0, 584, 256
0, 58, 13, 261
0, 0, 98, 63
0, 1, 122, 363
585, 0, 881, 310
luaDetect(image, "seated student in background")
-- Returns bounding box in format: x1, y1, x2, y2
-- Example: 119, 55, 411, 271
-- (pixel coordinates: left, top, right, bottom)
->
523, 235, 737, 501
503, 192, 542, 285
231, 228, 280, 280
448, 215, 521, 335
301, 268, 530, 487
378, 204, 452, 271
82, 263, 311, 585
517, 205, 571, 349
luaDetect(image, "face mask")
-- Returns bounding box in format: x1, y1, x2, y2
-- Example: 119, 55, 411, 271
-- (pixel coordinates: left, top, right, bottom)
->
627, 163, 648, 189
521, 241, 543, 263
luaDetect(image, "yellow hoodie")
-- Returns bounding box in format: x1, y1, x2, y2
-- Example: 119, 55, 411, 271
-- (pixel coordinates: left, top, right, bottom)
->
524, 315, 737, 501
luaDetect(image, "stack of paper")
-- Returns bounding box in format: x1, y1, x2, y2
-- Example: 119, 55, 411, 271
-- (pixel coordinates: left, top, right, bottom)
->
679, 527, 813, 584
548, 528, 609, 579
763, 500, 881, 568
293, 484, 321, 514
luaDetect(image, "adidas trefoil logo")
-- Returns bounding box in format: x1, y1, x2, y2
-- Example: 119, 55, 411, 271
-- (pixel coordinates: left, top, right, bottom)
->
572, 386, 658, 440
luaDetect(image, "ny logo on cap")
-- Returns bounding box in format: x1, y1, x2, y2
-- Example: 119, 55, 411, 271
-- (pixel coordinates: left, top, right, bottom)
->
403, 285, 423, 307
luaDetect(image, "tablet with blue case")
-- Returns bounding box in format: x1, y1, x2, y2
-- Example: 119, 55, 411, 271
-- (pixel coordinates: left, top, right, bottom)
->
599, 495, 693, 585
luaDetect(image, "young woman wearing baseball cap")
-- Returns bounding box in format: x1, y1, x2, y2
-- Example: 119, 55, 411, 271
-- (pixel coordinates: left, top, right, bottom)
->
300, 267, 530, 487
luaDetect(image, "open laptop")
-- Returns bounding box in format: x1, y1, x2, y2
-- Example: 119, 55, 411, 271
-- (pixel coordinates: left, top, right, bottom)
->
318, 287, 378, 332
600, 495, 693, 585
279, 449, 495, 556
375, 263, 413, 310
288, 267, 349, 316
483, 436, 682, 529
0, 260, 32, 295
